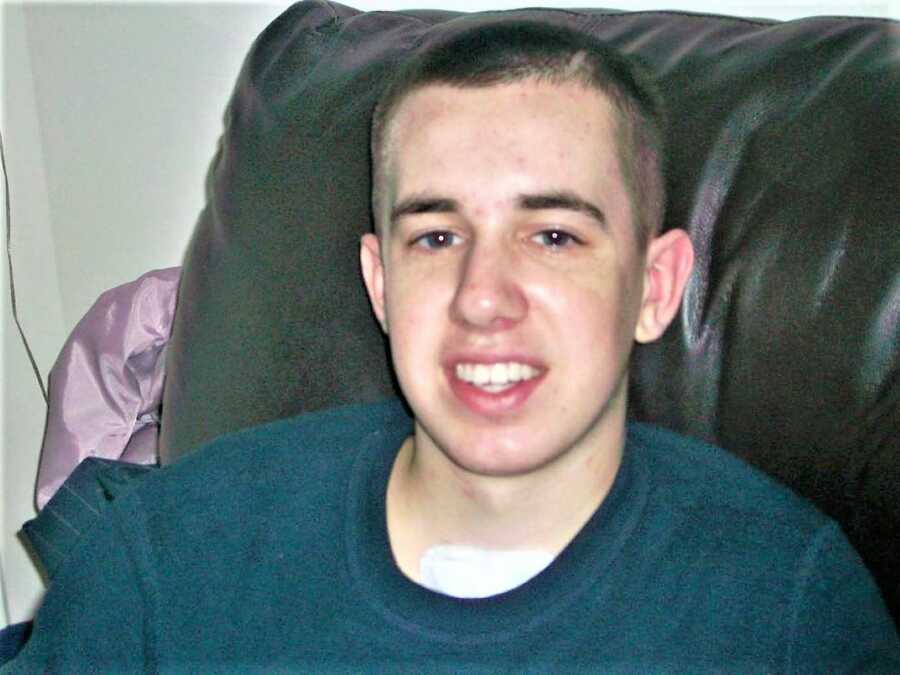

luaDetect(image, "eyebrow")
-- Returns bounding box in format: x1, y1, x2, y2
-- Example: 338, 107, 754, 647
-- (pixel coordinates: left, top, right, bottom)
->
518, 191, 607, 228
390, 196, 459, 223
389, 190, 607, 227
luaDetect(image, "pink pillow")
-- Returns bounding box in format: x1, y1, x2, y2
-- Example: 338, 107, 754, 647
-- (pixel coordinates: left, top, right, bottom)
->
35, 267, 180, 509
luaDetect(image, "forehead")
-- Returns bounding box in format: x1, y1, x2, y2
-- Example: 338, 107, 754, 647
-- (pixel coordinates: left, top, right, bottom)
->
383, 79, 629, 222
389, 78, 617, 153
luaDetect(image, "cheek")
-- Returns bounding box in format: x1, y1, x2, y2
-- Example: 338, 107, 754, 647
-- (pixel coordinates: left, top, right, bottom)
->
383, 272, 447, 363
384, 247, 460, 319
529, 259, 622, 316
529, 265, 641, 354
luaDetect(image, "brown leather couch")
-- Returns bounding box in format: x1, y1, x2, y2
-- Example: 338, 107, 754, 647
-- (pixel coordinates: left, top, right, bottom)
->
159, 2, 900, 624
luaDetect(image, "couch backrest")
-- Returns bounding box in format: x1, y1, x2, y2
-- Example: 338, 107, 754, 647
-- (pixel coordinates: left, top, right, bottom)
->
159, 1, 899, 621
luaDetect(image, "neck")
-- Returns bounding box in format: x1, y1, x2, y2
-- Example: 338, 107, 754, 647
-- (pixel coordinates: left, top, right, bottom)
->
386, 414, 626, 584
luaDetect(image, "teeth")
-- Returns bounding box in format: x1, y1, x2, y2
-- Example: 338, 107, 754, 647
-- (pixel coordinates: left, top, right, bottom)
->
455, 362, 538, 389
474, 364, 490, 385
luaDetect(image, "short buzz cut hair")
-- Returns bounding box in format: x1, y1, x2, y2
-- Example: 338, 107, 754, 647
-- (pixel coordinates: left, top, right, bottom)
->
370, 20, 668, 250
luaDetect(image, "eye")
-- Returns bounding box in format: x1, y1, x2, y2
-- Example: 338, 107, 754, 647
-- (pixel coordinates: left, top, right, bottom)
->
533, 229, 582, 248
412, 231, 460, 250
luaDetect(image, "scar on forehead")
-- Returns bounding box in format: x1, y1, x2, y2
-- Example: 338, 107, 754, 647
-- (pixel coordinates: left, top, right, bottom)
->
562, 50, 589, 77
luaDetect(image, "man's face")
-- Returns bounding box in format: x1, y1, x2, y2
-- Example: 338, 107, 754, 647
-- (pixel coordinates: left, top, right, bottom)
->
362, 79, 656, 478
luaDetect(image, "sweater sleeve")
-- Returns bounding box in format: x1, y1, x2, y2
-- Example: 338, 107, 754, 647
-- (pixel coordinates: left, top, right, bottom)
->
1, 496, 157, 672
785, 521, 900, 673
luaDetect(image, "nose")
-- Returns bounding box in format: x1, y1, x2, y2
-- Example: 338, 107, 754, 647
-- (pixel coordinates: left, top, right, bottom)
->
449, 239, 528, 331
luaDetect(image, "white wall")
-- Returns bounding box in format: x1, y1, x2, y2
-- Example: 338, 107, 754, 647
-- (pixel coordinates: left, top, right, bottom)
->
2, 0, 897, 625
2, 0, 67, 626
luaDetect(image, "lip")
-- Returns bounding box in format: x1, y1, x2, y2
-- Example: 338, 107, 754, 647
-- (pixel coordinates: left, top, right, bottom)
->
443, 354, 547, 417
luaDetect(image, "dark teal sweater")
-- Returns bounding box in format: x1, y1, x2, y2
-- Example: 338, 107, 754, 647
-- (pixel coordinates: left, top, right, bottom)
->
6, 400, 899, 672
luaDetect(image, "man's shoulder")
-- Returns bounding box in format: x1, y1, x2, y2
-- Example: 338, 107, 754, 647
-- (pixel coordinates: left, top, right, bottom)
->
164, 398, 406, 474
142, 397, 410, 504
627, 422, 830, 537
614, 424, 898, 668
25, 399, 411, 580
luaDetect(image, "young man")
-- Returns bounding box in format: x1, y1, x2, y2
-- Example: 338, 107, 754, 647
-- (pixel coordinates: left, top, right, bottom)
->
359, 22, 693, 595
4, 21, 898, 672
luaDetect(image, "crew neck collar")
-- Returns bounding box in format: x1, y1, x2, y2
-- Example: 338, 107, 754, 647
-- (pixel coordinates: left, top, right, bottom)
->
344, 402, 650, 645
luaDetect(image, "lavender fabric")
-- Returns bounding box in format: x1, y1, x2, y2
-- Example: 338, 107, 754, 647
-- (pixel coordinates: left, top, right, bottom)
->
35, 267, 181, 510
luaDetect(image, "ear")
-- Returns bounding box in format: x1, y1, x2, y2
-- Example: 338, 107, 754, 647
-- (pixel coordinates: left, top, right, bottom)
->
360, 233, 388, 333
634, 228, 694, 344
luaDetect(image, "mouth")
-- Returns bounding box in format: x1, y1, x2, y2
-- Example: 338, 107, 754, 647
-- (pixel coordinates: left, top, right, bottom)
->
445, 358, 546, 416
454, 361, 540, 393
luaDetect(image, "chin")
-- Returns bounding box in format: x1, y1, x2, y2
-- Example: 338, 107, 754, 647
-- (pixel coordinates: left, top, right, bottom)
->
439, 433, 565, 478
